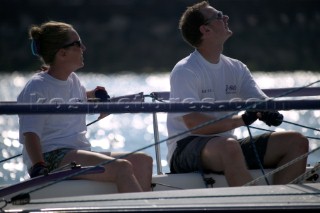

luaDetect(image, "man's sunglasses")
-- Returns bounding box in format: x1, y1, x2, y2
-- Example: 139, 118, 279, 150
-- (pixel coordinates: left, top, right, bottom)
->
204, 11, 224, 25
62, 40, 82, 48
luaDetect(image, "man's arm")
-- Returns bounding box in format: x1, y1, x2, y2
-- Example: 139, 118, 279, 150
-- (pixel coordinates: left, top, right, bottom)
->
182, 112, 245, 135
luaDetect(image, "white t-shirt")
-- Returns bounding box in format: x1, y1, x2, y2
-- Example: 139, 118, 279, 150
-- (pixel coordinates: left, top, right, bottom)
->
166, 50, 268, 164
17, 71, 91, 169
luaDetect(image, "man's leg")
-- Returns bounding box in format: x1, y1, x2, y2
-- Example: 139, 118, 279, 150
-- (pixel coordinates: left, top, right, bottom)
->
201, 137, 253, 186
263, 131, 309, 184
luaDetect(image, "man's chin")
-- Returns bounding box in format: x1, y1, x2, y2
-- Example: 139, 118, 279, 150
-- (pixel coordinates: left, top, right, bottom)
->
224, 31, 233, 41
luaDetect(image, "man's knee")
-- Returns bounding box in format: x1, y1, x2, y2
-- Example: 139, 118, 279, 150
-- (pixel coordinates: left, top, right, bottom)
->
205, 138, 242, 159
291, 132, 309, 152
223, 138, 243, 155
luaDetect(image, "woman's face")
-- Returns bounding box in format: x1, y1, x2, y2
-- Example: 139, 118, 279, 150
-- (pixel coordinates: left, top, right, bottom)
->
62, 29, 86, 70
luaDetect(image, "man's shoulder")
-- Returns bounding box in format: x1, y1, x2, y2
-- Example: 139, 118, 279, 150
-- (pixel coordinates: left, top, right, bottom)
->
221, 54, 243, 64
172, 52, 199, 71
221, 54, 248, 71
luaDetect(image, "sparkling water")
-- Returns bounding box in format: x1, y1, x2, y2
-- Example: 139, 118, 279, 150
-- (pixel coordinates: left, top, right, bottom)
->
1, 71, 320, 185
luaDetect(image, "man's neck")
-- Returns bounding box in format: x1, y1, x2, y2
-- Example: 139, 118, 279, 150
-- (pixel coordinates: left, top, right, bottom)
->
197, 43, 223, 64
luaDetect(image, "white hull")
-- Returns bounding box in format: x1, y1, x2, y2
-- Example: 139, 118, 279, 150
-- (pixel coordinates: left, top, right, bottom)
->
2, 182, 320, 212
1, 166, 318, 202
1, 87, 320, 211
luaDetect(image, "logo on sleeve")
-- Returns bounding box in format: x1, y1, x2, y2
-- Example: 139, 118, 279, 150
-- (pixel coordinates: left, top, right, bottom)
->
225, 85, 237, 94
202, 89, 213, 93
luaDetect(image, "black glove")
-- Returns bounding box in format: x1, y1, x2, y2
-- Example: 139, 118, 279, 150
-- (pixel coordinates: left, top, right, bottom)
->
29, 162, 49, 178
259, 111, 283, 126
241, 110, 258, 126
94, 87, 110, 102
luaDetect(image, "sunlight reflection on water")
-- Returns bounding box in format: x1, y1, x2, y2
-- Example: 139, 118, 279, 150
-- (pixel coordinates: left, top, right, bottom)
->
1, 71, 320, 184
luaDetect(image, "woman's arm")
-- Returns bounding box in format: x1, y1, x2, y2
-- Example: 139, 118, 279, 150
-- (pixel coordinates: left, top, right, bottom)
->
23, 132, 44, 165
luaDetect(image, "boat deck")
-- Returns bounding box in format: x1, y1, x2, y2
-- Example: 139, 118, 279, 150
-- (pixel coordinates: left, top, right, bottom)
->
2, 183, 320, 212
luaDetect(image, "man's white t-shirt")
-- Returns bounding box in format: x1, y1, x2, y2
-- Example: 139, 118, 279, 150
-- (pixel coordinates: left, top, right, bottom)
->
166, 50, 267, 164
17, 71, 91, 169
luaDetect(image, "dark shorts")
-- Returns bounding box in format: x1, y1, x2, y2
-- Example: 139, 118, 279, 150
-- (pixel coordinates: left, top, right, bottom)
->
27, 148, 74, 174
170, 133, 271, 173
43, 148, 75, 172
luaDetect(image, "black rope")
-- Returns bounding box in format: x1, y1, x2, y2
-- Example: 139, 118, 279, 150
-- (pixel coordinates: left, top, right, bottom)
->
246, 125, 270, 185
0, 153, 22, 164
283, 120, 320, 132
249, 125, 320, 141
0, 116, 106, 165
3, 79, 320, 205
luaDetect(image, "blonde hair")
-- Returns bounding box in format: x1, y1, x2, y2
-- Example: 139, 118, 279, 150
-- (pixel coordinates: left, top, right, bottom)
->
29, 21, 73, 65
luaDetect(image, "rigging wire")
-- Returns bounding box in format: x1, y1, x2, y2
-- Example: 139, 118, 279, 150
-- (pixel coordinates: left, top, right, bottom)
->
240, 79, 320, 186
249, 125, 320, 141
1, 79, 320, 204
244, 145, 320, 186
0, 153, 21, 164
246, 125, 270, 185
283, 120, 320, 132
1, 80, 320, 163
290, 162, 320, 184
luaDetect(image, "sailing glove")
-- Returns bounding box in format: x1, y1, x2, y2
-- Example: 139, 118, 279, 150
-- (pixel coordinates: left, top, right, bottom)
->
259, 111, 283, 126
29, 162, 49, 178
241, 110, 258, 126
94, 86, 110, 102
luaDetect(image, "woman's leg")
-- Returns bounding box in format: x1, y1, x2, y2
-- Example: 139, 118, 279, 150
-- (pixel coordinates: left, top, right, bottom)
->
59, 150, 143, 193
110, 152, 153, 191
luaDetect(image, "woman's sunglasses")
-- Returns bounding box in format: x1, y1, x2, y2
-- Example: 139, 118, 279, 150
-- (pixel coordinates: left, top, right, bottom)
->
62, 40, 82, 48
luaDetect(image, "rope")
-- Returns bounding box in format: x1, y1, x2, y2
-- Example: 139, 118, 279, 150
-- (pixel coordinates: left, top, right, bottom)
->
290, 162, 320, 184
0, 153, 21, 164
2, 80, 320, 204
0, 117, 107, 165
244, 145, 320, 186
246, 126, 270, 185
283, 120, 320, 132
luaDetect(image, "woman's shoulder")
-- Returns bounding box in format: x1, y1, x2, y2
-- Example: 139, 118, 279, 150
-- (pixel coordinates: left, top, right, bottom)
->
24, 71, 47, 86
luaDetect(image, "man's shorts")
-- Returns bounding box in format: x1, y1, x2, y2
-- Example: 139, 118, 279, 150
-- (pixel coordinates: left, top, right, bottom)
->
170, 133, 271, 173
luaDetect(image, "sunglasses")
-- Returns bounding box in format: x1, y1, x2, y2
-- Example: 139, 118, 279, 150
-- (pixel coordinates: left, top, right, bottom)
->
204, 11, 224, 25
62, 40, 82, 48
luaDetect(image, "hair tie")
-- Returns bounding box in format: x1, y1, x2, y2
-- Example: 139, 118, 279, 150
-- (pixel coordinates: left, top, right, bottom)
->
31, 39, 39, 56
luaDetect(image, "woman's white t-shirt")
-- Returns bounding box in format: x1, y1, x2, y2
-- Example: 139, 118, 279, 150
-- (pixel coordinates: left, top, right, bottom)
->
17, 71, 91, 169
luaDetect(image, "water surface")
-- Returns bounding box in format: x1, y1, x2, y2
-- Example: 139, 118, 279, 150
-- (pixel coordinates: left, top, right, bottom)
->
1, 71, 320, 184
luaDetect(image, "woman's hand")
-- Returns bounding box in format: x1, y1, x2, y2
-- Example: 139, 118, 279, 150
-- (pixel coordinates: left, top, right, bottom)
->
89, 86, 110, 119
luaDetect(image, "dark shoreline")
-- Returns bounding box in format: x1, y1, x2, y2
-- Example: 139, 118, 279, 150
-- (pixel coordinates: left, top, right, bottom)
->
1, 0, 319, 73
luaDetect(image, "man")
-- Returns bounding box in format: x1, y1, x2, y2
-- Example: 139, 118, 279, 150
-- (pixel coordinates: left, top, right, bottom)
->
166, 1, 308, 186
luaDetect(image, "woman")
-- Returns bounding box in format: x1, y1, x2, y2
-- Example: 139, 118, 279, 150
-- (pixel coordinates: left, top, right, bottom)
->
17, 21, 153, 193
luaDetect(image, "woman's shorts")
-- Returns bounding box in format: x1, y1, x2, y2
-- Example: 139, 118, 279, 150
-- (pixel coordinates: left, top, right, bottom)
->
43, 148, 74, 172
170, 133, 271, 173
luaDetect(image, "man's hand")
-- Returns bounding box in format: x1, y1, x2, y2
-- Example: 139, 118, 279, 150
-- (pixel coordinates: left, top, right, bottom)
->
259, 111, 283, 126
241, 110, 258, 126
29, 162, 49, 178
